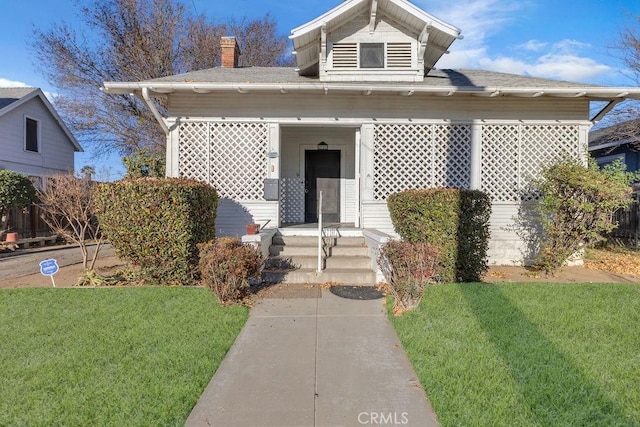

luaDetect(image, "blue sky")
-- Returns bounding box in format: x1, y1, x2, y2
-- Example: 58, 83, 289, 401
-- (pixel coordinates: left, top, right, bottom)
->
1, 0, 639, 177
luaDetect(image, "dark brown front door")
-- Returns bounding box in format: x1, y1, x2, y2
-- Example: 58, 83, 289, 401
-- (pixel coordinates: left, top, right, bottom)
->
305, 150, 340, 223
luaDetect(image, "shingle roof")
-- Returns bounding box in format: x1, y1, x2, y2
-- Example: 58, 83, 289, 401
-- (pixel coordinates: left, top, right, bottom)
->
0, 87, 38, 110
144, 67, 603, 90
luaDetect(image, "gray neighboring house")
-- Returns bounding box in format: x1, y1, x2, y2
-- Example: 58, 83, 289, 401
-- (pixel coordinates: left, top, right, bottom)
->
0, 87, 82, 236
104, 0, 640, 265
0, 87, 82, 185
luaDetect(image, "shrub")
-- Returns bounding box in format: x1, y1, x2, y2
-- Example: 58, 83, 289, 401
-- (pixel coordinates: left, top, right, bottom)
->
379, 241, 440, 312
0, 170, 36, 236
198, 238, 263, 305
94, 178, 217, 285
534, 158, 635, 273
387, 188, 491, 282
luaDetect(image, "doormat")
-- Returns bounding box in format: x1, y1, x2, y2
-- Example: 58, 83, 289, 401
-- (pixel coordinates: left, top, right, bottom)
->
330, 285, 384, 300
256, 283, 322, 299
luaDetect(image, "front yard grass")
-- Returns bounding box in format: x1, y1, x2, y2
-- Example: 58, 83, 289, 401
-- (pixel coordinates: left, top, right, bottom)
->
391, 283, 640, 426
0, 287, 248, 426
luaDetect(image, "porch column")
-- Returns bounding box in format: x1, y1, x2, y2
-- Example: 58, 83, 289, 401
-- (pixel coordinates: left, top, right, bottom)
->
268, 123, 280, 179
166, 119, 180, 178
360, 123, 375, 201
470, 120, 482, 190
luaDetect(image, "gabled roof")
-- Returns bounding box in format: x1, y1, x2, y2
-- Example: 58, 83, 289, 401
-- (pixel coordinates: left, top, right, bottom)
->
289, 0, 461, 76
0, 87, 83, 152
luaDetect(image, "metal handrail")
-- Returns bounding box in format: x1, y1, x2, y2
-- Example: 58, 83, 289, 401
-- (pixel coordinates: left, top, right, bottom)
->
317, 191, 323, 273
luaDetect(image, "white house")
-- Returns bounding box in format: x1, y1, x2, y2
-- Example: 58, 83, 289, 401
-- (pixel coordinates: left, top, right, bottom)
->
103, 0, 640, 265
0, 87, 82, 186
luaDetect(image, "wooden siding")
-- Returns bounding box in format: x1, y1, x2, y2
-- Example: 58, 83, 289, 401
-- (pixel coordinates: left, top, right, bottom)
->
216, 198, 278, 237
0, 96, 75, 178
168, 93, 589, 122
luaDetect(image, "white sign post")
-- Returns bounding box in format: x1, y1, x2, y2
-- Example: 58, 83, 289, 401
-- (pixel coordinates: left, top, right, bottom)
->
40, 259, 60, 287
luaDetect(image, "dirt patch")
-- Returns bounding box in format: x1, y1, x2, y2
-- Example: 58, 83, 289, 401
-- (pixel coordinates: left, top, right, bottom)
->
0, 256, 126, 288
484, 265, 639, 284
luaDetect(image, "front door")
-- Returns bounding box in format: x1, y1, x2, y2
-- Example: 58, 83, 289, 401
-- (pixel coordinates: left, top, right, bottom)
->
305, 150, 340, 223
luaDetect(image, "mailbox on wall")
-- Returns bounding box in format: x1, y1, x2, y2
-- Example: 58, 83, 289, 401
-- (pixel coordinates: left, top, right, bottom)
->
264, 179, 280, 201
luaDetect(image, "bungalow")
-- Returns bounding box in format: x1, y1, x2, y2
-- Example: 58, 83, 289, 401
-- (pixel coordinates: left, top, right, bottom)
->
103, 0, 640, 265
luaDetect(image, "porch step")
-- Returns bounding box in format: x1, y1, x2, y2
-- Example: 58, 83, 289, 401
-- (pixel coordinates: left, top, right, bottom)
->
262, 268, 376, 286
270, 244, 369, 257
263, 233, 377, 286
265, 255, 372, 270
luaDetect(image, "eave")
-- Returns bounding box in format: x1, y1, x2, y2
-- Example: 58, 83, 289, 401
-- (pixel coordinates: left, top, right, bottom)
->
102, 81, 640, 102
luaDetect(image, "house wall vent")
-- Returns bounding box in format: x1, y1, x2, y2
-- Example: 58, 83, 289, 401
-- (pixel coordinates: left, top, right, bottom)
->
386, 42, 412, 68
332, 43, 358, 68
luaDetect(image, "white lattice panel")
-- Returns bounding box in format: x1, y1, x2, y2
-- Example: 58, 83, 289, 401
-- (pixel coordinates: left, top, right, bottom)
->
373, 124, 471, 200
482, 124, 581, 202
281, 178, 305, 223
481, 125, 519, 202
179, 122, 209, 182
178, 122, 268, 200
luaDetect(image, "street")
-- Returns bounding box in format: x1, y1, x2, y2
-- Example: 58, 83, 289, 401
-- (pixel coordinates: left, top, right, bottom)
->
0, 244, 115, 281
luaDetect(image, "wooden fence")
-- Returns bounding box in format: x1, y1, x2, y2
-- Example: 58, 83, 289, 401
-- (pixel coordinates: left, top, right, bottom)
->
609, 191, 640, 248
4, 205, 50, 239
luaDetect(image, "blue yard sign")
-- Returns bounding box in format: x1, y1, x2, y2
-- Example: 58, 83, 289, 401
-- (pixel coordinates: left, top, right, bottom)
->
40, 259, 59, 287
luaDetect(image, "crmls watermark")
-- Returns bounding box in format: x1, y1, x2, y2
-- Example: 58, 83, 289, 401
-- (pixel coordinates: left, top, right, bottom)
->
357, 412, 409, 425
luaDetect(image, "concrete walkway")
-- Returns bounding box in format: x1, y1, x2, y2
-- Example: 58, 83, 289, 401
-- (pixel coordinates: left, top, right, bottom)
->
186, 289, 439, 427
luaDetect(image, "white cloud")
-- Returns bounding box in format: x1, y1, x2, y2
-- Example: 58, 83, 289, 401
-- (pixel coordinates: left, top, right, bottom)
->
415, 0, 613, 83
0, 78, 29, 87
480, 54, 613, 82
518, 40, 548, 52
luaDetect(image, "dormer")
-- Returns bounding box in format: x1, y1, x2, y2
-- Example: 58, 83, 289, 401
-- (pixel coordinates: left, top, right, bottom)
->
290, 0, 462, 82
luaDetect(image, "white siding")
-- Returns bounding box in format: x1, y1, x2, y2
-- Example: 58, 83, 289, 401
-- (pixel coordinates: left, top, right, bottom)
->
0, 97, 75, 178
168, 93, 588, 122
216, 198, 278, 237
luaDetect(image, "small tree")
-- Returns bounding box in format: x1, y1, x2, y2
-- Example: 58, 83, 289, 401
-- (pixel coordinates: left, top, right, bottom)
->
534, 158, 635, 273
123, 149, 165, 178
38, 174, 105, 271
0, 170, 36, 237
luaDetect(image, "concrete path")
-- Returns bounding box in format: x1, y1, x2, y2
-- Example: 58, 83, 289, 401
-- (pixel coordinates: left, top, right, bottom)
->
186, 289, 439, 427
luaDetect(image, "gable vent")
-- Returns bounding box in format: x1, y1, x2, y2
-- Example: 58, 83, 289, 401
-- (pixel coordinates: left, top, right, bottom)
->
332, 43, 358, 68
386, 43, 412, 68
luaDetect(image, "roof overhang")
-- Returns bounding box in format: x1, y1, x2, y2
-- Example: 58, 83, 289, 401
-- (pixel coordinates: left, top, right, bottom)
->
289, 0, 461, 76
103, 81, 640, 102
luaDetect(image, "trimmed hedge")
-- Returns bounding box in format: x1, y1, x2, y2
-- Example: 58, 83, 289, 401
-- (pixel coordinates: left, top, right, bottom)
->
94, 178, 218, 285
387, 188, 491, 282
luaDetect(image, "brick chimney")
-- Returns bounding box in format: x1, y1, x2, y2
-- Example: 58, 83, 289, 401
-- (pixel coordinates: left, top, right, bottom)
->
221, 36, 240, 68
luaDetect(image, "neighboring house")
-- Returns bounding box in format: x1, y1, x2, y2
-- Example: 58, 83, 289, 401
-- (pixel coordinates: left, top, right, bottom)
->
0, 87, 82, 236
0, 87, 82, 185
103, 0, 640, 264
589, 119, 640, 171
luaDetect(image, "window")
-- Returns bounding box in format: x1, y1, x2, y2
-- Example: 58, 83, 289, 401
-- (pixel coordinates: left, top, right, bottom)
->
360, 43, 384, 68
25, 117, 39, 152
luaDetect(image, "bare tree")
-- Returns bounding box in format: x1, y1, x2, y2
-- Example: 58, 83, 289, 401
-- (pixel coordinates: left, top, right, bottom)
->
31, 0, 293, 157
600, 16, 640, 146
38, 174, 106, 271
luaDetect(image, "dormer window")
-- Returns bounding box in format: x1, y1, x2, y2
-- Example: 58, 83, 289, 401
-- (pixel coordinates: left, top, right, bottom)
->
360, 43, 384, 68
331, 42, 412, 70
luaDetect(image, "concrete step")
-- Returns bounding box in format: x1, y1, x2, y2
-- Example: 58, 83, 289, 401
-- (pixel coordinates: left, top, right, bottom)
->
270, 244, 368, 257
262, 268, 376, 286
265, 255, 372, 270
272, 235, 366, 247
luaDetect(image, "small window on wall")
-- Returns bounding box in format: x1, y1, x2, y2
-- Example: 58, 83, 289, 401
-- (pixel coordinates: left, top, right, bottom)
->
25, 117, 39, 152
360, 43, 384, 68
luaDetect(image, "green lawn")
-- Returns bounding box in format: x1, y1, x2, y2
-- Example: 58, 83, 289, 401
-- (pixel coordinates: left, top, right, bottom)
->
391, 283, 640, 427
0, 287, 248, 426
